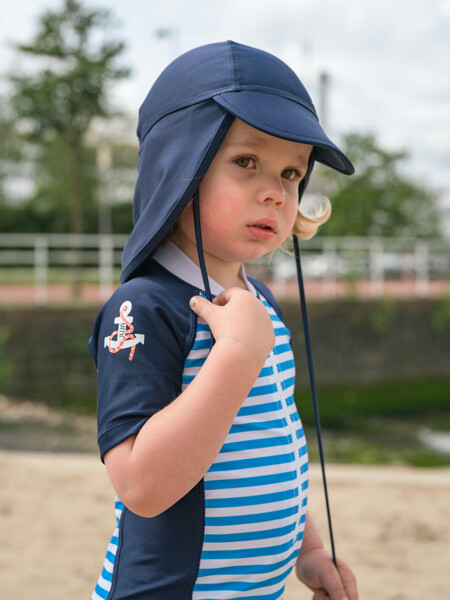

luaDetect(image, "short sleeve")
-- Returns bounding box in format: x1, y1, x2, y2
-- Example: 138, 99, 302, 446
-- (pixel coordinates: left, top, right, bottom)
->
89, 276, 195, 461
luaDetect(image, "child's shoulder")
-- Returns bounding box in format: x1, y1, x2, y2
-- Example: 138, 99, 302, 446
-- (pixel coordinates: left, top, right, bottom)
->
247, 275, 285, 322
106, 259, 199, 314
89, 259, 200, 361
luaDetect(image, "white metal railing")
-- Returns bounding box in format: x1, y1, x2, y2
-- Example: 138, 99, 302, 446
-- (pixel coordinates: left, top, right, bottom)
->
0, 233, 448, 304
259, 235, 449, 299
0, 233, 127, 305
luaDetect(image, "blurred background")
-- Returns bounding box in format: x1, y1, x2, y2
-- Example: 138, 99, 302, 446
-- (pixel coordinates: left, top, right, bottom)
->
0, 0, 448, 462
0, 2, 449, 599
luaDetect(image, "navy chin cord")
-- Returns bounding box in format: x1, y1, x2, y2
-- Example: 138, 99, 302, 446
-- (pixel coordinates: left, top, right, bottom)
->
193, 191, 213, 303
193, 193, 215, 349
293, 234, 337, 567
194, 187, 336, 563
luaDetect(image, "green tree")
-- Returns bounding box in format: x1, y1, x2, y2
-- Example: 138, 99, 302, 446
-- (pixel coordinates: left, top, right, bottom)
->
0, 97, 22, 206
9, 0, 130, 235
24, 136, 99, 233
320, 133, 442, 237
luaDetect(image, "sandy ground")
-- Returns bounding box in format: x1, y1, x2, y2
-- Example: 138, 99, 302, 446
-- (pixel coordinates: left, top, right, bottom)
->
1, 450, 449, 600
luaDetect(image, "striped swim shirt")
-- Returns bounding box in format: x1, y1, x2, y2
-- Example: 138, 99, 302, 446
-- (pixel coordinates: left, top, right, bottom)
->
90, 243, 308, 599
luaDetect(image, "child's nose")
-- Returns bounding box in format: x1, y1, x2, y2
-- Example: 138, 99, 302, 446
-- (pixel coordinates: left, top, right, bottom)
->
256, 172, 286, 206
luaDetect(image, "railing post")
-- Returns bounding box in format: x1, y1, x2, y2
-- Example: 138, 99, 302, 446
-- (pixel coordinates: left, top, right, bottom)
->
415, 241, 429, 297
99, 235, 114, 301
34, 236, 48, 305
322, 239, 337, 297
369, 239, 384, 297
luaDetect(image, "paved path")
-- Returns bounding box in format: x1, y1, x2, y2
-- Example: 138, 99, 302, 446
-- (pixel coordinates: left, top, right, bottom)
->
1, 278, 449, 306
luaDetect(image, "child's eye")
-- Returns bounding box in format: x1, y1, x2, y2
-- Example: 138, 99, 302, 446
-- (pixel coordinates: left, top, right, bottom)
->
282, 168, 301, 181
234, 156, 253, 168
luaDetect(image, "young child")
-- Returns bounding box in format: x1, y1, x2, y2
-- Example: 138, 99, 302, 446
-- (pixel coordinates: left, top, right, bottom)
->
89, 41, 358, 600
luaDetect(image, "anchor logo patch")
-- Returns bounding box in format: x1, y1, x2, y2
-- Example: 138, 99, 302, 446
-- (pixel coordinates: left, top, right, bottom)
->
104, 301, 145, 361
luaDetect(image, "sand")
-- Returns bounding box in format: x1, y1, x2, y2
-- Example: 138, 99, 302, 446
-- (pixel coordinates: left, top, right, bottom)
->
1, 450, 449, 600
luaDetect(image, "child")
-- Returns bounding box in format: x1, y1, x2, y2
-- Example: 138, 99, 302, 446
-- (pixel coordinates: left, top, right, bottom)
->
89, 41, 358, 600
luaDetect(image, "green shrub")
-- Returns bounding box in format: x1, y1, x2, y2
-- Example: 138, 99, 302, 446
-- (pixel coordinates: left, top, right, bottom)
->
295, 378, 450, 427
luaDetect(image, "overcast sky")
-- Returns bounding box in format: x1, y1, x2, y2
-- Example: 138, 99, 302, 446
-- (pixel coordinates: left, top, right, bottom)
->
2, 0, 450, 210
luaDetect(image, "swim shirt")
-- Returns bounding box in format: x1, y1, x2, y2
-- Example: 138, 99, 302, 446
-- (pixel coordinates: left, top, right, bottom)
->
89, 242, 309, 600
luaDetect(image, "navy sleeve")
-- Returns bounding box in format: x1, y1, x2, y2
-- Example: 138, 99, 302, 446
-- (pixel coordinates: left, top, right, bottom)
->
89, 273, 196, 461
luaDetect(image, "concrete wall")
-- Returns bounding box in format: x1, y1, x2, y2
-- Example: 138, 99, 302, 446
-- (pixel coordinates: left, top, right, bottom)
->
1, 298, 449, 407
282, 297, 450, 385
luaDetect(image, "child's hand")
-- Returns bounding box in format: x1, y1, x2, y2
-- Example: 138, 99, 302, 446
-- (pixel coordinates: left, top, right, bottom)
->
190, 288, 275, 367
296, 548, 358, 600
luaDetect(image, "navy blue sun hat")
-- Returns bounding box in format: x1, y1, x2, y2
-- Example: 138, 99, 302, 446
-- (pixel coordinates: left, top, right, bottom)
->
120, 40, 353, 283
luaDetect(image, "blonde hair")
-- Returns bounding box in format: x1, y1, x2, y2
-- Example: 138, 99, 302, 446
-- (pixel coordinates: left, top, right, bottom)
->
292, 195, 332, 240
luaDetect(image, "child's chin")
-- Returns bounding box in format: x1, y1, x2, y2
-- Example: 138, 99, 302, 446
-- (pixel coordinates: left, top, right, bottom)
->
211, 240, 277, 264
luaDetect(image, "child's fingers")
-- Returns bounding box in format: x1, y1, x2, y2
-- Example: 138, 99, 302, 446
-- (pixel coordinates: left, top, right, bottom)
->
189, 295, 216, 321
313, 591, 348, 600
312, 590, 330, 600
337, 560, 358, 600
317, 565, 351, 600
212, 287, 247, 306
211, 289, 232, 306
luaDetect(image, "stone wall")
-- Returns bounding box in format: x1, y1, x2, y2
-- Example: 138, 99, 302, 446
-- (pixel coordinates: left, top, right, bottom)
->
1, 298, 449, 407
282, 297, 450, 385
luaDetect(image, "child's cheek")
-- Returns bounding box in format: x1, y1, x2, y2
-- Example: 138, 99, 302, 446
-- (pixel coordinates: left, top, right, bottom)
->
203, 211, 235, 239
288, 204, 299, 229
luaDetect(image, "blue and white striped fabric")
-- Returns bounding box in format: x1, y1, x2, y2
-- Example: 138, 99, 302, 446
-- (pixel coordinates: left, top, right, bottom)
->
91, 283, 308, 600
185, 291, 309, 600
92, 499, 124, 600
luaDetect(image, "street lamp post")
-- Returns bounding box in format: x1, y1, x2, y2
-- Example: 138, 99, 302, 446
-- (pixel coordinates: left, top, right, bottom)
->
154, 27, 179, 63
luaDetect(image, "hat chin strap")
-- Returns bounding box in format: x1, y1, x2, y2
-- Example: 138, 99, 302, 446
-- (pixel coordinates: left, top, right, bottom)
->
193, 184, 337, 566
293, 234, 337, 567
193, 190, 213, 303
295, 159, 337, 565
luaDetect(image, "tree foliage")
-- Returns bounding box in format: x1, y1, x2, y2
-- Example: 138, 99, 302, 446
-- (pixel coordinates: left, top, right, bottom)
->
0, 97, 22, 205
26, 137, 99, 233
320, 133, 442, 238
8, 0, 129, 234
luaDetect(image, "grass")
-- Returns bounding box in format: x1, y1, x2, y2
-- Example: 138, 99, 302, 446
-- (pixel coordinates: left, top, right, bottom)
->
1, 379, 449, 466
295, 378, 450, 426
0, 267, 122, 284
296, 379, 450, 467
304, 418, 450, 467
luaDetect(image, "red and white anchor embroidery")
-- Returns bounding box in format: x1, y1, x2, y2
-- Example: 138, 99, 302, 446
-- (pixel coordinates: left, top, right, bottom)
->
104, 301, 145, 361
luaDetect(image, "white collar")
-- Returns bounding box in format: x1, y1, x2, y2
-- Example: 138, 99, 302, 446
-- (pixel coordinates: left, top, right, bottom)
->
152, 241, 255, 295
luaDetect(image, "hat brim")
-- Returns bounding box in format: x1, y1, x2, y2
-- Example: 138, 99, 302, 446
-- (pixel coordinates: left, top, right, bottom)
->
213, 90, 354, 175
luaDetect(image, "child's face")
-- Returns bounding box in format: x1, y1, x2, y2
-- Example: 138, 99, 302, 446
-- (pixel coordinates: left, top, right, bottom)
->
174, 118, 312, 275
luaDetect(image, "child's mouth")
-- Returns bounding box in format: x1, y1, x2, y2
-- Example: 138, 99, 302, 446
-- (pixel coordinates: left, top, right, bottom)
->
247, 220, 277, 240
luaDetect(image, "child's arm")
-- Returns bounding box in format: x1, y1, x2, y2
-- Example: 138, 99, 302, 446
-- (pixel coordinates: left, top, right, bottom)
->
103, 287, 275, 518
295, 513, 358, 600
